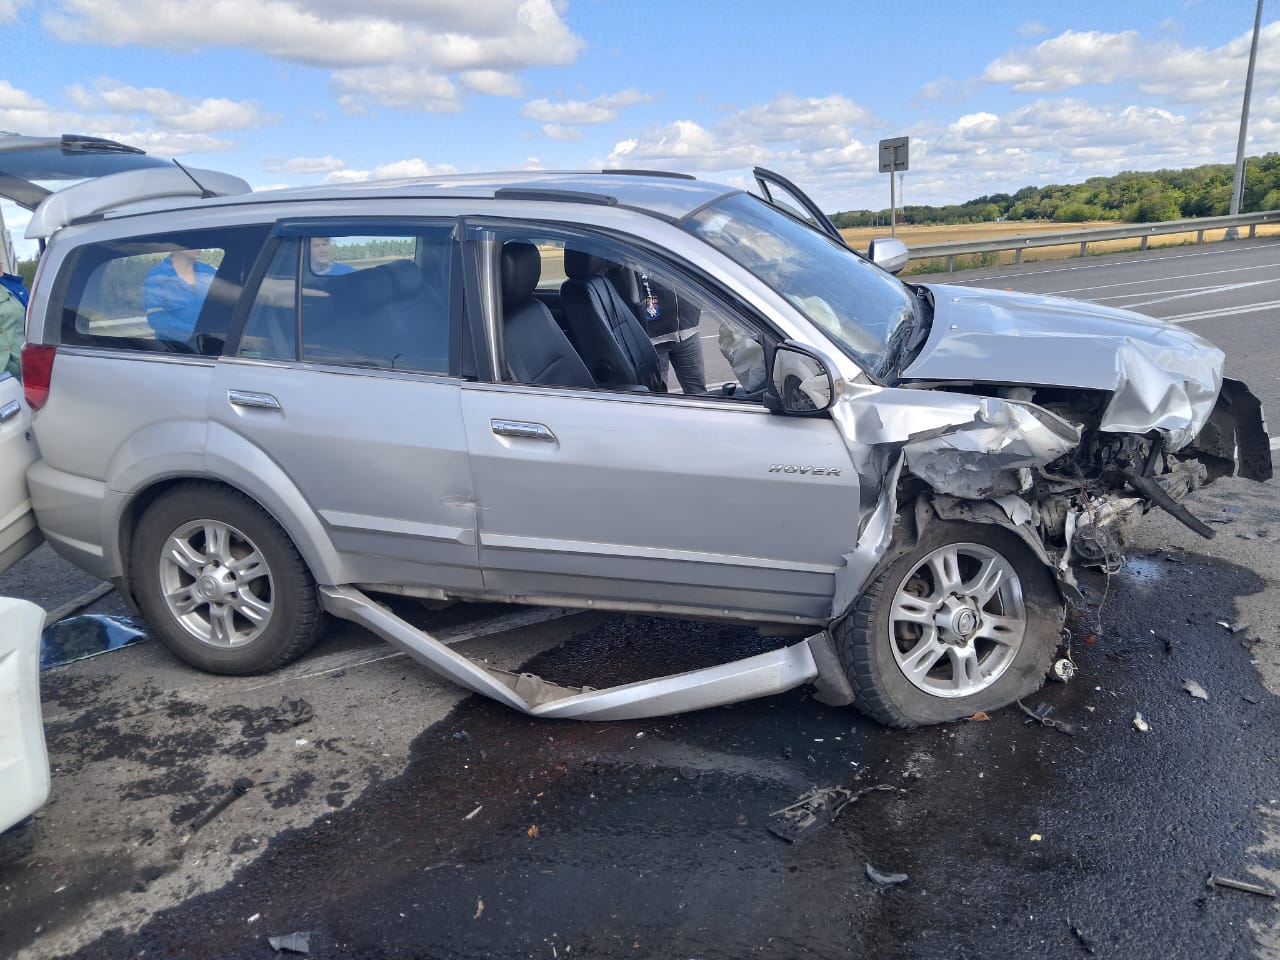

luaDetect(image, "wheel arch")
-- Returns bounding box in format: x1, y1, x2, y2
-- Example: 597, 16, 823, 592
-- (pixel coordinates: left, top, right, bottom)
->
107, 428, 347, 604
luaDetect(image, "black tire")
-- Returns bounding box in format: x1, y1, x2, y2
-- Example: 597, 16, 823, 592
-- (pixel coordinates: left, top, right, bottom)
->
834, 520, 1063, 728
130, 482, 323, 675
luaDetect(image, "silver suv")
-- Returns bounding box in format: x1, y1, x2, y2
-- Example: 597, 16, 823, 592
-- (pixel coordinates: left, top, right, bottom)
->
2, 135, 1271, 726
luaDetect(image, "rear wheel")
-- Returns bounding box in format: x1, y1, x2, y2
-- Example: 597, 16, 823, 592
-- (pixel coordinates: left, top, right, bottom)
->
131, 483, 323, 674
834, 520, 1063, 728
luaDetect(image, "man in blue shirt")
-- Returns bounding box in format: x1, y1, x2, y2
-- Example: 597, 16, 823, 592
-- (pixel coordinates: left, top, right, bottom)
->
310, 237, 354, 276
143, 249, 216, 342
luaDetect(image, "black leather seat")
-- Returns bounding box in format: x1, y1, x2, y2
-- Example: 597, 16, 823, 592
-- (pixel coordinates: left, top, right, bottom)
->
501, 242, 595, 389
559, 251, 664, 391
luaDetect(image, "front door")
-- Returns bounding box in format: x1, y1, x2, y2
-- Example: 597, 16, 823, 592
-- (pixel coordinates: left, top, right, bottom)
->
458, 223, 862, 623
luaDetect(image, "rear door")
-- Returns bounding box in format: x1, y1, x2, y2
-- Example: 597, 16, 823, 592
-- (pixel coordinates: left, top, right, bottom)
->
0, 133, 169, 211
0, 373, 42, 573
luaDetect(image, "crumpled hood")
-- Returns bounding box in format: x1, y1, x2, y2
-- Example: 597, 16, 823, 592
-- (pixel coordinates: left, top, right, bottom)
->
903, 284, 1224, 449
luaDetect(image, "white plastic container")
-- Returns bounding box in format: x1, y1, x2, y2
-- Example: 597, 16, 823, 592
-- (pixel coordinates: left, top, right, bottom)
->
0, 597, 49, 832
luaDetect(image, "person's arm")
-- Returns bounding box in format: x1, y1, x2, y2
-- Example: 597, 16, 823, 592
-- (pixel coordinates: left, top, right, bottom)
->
0, 290, 24, 380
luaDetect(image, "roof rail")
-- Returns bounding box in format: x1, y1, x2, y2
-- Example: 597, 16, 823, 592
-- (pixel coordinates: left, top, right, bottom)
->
493, 187, 618, 206
27, 166, 251, 239
601, 169, 697, 180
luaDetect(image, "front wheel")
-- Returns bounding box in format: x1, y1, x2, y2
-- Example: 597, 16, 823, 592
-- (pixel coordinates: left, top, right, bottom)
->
834, 520, 1063, 728
131, 483, 323, 675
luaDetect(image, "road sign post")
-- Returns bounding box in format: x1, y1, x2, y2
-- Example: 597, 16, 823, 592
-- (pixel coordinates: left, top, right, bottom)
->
879, 137, 909, 238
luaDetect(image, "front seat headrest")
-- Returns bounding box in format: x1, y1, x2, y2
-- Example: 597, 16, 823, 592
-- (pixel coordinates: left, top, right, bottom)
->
563, 249, 608, 280
501, 242, 541, 311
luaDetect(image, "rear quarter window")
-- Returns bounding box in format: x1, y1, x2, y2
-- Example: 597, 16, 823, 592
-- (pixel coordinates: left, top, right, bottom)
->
54, 224, 270, 356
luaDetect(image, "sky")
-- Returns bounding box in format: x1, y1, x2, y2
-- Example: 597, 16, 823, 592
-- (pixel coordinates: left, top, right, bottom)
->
1, 0, 1277, 259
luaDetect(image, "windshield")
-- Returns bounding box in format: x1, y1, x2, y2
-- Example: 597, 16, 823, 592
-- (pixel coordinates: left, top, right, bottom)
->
683, 192, 917, 379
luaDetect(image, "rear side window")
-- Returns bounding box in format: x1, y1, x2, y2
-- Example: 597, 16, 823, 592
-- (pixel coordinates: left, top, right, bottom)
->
56, 224, 270, 355
239, 226, 454, 373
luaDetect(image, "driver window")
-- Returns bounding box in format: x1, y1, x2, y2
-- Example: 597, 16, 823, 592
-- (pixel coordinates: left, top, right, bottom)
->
490, 227, 773, 400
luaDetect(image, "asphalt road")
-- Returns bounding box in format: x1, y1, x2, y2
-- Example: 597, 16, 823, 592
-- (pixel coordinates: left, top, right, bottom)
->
2, 238, 1278, 960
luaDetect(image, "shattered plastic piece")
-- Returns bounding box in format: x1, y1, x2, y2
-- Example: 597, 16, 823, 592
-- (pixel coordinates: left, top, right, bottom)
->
768, 784, 897, 843
39, 614, 147, 671
464, 805, 483, 821
1016, 700, 1076, 736
1133, 712, 1150, 733
474, 897, 485, 919
1030, 834, 1042, 842
190, 778, 254, 833
865, 863, 908, 887
271, 697, 313, 728
1205, 874, 1277, 897
1217, 620, 1249, 634
1051, 658, 1077, 683
1182, 679, 1209, 701
1069, 922, 1097, 955
268, 932, 312, 955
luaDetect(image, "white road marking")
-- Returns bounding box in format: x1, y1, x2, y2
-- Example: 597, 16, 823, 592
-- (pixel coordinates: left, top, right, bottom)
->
1161, 299, 1280, 324
1044, 263, 1276, 298
1088, 279, 1279, 309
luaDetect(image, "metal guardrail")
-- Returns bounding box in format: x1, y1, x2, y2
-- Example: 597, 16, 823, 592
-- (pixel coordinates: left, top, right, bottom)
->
903, 209, 1280, 272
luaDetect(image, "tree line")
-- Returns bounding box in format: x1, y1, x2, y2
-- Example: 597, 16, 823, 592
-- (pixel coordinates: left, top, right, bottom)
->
831, 153, 1280, 227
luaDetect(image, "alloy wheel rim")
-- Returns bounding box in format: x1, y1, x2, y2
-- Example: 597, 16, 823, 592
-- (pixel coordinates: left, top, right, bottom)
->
158, 519, 274, 648
888, 542, 1026, 698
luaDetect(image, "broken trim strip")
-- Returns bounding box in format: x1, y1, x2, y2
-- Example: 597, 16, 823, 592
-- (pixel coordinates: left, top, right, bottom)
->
320, 585, 826, 720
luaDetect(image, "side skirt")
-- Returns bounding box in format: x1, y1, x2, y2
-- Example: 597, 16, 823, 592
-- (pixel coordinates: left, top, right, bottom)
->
320, 585, 844, 720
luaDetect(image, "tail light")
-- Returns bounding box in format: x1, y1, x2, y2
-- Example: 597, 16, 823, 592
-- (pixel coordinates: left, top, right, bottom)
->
21, 344, 56, 410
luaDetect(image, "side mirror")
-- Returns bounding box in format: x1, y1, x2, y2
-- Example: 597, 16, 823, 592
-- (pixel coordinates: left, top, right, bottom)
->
768, 343, 836, 415
866, 237, 909, 275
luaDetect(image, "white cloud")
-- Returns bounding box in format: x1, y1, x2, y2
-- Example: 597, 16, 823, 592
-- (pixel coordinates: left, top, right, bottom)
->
540, 123, 582, 142
45, 0, 584, 111
1016, 21, 1049, 38
331, 67, 461, 114
264, 155, 347, 173
0, 79, 259, 155
66, 80, 268, 132
981, 22, 1280, 103
0, 0, 29, 21
322, 157, 459, 182
521, 88, 652, 127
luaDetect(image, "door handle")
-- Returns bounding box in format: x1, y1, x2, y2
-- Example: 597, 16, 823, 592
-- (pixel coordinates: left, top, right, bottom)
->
0, 400, 20, 423
491, 419, 556, 442
228, 390, 281, 411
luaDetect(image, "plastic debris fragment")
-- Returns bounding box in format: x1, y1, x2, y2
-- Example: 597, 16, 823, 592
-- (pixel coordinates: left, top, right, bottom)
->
268, 932, 312, 954
865, 863, 908, 887
1182, 679, 1209, 701
1016, 700, 1075, 736
1133, 712, 1150, 733
1205, 874, 1276, 897
768, 784, 898, 843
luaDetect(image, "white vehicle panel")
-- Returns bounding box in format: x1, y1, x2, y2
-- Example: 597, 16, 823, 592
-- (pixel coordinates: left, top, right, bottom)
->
0, 597, 49, 832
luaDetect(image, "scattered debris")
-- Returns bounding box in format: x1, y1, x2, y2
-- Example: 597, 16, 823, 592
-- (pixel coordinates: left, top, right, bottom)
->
768, 784, 898, 843
1069, 921, 1097, 955
294, 738, 309, 747
1051, 658, 1077, 683
464, 805, 483, 821
268, 932, 312, 954
473, 897, 485, 919
271, 697, 314, 728
1030, 834, 1042, 842
1217, 620, 1250, 635
527, 825, 540, 838
1133, 713, 1150, 733
1182, 679, 1209, 701
190, 778, 254, 833
1016, 700, 1076, 736
452, 730, 470, 742
966, 711, 991, 722
1243, 695, 1261, 705
1205, 874, 1277, 898
247, 914, 261, 924
1238, 530, 1269, 540
1204, 517, 1235, 524
865, 863, 908, 888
